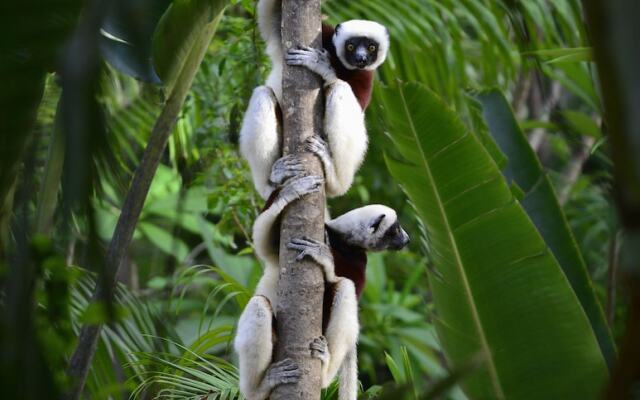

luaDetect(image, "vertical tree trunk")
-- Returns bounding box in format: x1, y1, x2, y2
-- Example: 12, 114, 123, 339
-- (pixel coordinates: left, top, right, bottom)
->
581, 1, 640, 398
271, 1, 325, 399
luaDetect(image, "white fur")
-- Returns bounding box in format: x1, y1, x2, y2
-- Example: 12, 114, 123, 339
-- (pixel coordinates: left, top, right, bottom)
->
234, 296, 275, 400
321, 279, 359, 390
239, 199, 398, 400
323, 81, 368, 197
239, 0, 371, 200
339, 348, 359, 400
333, 20, 390, 71
327, 204, 396, 236
239, 86, 281, 200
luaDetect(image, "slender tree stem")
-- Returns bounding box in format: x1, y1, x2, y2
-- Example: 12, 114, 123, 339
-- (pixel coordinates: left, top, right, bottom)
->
64, 21, 218, 400
271, 0, 326, 399
606, 232, 619, 326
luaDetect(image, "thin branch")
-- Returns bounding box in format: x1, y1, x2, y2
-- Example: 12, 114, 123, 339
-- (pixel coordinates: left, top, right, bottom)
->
64, 18, 219, 400
606, 232, 619, 326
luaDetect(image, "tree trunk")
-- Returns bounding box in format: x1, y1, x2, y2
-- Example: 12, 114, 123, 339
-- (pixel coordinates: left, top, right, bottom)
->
581, 1, 640, 398
271, 1, 325, 399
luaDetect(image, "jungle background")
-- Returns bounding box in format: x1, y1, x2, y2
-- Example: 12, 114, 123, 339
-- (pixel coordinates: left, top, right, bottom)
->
1, 0, 639, 399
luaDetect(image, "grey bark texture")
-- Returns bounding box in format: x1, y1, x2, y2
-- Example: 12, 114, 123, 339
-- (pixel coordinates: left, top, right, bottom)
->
271, 0, 326, 399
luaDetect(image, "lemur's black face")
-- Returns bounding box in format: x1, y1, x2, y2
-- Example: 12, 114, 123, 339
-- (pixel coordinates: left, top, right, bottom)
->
343, 36, 380, 69
377, 221, 410, 251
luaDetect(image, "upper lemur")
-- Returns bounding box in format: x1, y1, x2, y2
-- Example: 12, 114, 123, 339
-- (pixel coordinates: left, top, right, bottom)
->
234, 161, 410, 400
240, 0, 390, 199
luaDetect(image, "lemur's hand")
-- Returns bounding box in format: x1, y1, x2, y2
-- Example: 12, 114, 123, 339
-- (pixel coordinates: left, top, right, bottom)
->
286, 46, 338, 85
305, 135, 331, 160
265, 358, 301, 389
309, 336, 329, 364
277, 175, 324, 205
270, 154, 305, 187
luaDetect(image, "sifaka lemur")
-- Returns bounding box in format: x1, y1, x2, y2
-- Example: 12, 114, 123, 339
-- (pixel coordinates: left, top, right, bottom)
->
239, 0, 390, 200
234, 162, 410, 400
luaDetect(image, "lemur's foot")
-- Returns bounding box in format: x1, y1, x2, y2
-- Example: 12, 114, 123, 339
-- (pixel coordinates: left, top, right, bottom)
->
286, 46, 337, 83
266, 358, 301, 388
305, 135, 331, 159
270, 154, 305, 186
309, 336, 329, 364
287, 237, 332, 263
278, 175, 324, 204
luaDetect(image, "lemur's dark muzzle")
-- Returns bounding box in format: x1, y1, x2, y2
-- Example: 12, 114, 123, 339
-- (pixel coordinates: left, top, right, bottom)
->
391, 229, 410, 250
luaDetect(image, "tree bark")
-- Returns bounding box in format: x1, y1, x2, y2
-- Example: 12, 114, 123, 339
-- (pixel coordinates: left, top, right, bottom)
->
271, 1, 325, 399
581, 1, 640, 398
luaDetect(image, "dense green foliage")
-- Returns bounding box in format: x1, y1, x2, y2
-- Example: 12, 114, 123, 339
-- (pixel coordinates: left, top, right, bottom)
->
1, 0, 632, 399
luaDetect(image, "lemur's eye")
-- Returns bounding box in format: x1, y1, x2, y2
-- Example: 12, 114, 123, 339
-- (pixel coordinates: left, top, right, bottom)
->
346, 44, 355, 52
368, 45, 376, 52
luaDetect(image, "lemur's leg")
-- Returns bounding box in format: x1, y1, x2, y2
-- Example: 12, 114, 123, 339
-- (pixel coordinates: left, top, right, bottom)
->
309, 280, 359, 394
239, 86, 281, 200
285, 46, 338, 85
320, 81, 368, 197
234, 296, 301, 399
288, 239, 359, 394
338, 347, 359, 400
253, 175, 324, 265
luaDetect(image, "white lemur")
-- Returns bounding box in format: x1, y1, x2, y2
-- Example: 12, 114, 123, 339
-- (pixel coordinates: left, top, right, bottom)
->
239, 0, 390, 200
234, 162, 410, 400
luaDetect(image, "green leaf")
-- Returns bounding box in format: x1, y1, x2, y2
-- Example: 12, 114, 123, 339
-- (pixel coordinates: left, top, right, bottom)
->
476, 89, 615, 368
523, 47, 593, 63
138, 221, 189, 262
561, 110, 602, 139
381, 82, 608, 399
100, 0, 172, 83
152, 0, 228, 93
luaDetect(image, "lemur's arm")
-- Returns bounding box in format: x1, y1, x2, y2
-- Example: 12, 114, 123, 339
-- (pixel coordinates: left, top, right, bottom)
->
286, 47, 368, 197
287, 238, 360, 399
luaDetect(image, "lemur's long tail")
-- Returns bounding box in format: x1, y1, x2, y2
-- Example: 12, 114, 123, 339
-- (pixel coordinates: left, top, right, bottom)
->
257, 0, 282, 62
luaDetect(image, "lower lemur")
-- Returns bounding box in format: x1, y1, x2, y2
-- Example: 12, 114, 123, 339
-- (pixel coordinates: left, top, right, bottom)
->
234, 159, 410, 400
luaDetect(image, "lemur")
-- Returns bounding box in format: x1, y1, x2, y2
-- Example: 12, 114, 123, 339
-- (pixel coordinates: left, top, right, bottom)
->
239, 0, 390, 200
234, 162, 410, 400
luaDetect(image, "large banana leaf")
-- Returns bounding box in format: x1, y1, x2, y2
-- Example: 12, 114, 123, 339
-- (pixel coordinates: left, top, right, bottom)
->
475, 90, 615, 368
381, 82, 608, 399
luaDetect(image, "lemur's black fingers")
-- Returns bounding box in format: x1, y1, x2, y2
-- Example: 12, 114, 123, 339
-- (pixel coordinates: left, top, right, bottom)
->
272, 358, 298, 369
287, 48, 313, 55
306, 135, 327, 145
279, 375, 301, 384
300, 236, 323, 245
309, 336, 328, 352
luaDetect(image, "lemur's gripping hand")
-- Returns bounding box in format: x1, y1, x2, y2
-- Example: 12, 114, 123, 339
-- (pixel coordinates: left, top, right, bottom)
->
309, 336, 329, 364
287, 237, 336, 282
265, 358, 301, 389
286, 46, 338, 85
305, 135, 331, 164
277, 175, 324, 205
270, 154, 305, 187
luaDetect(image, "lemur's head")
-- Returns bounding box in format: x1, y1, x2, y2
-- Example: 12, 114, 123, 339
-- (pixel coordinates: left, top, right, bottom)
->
326, 205, 409, 251
333, 20, 389, 71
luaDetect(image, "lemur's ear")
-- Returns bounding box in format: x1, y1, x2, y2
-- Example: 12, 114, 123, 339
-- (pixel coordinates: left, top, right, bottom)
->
371, 214, 386, 232
335, 23, 342, 34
